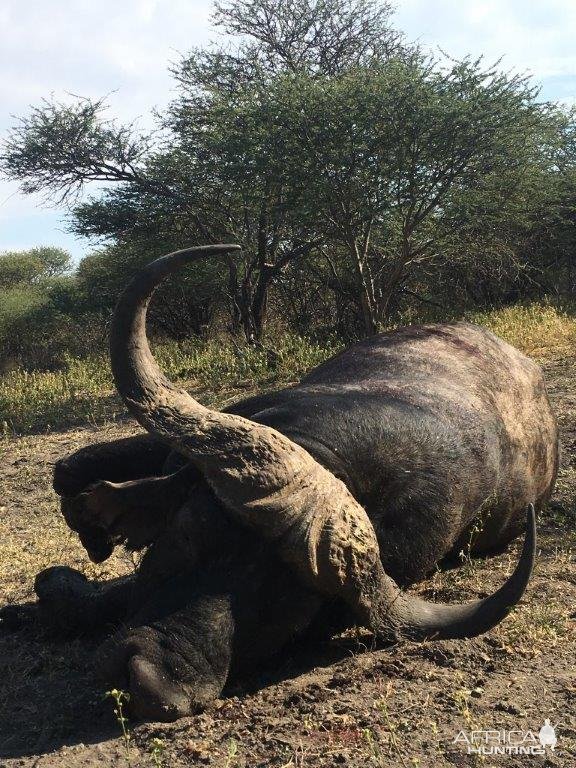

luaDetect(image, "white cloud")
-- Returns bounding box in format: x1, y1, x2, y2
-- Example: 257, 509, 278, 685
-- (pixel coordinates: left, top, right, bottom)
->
0, 0, 215, 256
395, 0, 576, 90
0, 0, 214, 127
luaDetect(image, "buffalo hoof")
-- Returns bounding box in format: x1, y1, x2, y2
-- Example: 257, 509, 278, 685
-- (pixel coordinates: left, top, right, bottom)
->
128, 654, 192, 721
34, 566, 97, 635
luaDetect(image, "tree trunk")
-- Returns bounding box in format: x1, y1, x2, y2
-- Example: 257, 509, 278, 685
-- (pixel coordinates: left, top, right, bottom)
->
377, 259, 407, 322
251, 268, 272, 343
350, 238, 379, 336
226, 257, 244, 336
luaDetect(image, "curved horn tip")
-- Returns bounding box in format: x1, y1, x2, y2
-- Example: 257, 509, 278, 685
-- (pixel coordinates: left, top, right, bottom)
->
445, 501, 538, 638
374, 502, 538, 643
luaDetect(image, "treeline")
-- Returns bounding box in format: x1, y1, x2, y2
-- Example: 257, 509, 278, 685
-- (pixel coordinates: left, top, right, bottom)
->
1, 0, 576, 371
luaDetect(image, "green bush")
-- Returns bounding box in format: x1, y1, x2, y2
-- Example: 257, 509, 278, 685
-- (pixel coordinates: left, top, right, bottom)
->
0, 247, 89, 371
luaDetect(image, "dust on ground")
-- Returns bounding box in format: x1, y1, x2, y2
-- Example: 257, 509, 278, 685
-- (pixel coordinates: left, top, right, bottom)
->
0, 359, 575, 767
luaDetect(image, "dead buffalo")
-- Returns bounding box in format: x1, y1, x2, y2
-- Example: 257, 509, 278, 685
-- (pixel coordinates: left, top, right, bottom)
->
18, 245, 561, 720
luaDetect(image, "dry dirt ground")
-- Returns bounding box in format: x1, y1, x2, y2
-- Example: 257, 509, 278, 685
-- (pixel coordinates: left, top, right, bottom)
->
0, 359, 575, 768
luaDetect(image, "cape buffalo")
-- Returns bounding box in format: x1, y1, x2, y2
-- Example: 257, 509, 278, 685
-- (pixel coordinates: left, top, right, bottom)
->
17, 245, 559, 721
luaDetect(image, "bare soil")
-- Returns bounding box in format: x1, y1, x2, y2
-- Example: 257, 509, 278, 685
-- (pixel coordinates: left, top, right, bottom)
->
1, 358, 575, 767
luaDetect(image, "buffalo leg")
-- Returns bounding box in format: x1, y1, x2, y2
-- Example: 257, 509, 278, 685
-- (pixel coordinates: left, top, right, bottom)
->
98, 575, 234, 721
99, 550, 324, 721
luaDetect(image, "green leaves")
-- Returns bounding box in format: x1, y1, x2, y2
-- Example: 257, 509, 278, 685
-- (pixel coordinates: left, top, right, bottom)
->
0, 246, 71, 288
0, 97, 151, 203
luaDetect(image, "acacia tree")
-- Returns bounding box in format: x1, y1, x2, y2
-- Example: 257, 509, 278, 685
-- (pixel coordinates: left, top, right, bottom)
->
1, 0, 403, 342
274, 57, 563, 334
177, 0, 402, 92
506, 108, 576, 300
214, 0, 398, 67
57, 89, 324, 341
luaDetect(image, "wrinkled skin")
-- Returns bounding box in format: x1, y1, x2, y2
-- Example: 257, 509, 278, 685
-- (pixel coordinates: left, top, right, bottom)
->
24, 321, 557, 721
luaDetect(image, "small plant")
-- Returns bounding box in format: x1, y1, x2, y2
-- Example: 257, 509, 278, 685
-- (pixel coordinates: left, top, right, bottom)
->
225, 737, 239, 767
281, 742, 308, 768
458, 516, 486, 574
451, 673, 482, 736
362, 727, 384, 765
150, 737, 166, 767
106, 688, 132, 761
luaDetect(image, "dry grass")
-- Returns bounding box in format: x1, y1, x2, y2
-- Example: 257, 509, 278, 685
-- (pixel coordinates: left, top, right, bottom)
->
470, 302, 576, 359
0, 334, 341, 435
0, 427, 140, 605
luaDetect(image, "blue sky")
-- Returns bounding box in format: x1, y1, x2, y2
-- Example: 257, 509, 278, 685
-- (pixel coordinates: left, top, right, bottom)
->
1, 0, 575, 263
